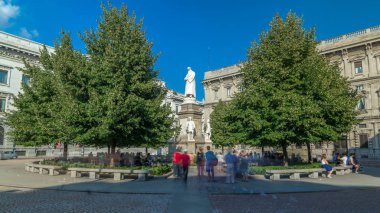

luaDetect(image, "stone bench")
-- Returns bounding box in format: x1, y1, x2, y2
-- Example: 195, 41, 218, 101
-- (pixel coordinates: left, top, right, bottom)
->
100, 169, 132, 181
25, 163, 62, 176
68, 168, 101, 179
266, 168, 324, 180
132, 170, 150, 181
68, 168, 150, 181
334, 166, 352, 175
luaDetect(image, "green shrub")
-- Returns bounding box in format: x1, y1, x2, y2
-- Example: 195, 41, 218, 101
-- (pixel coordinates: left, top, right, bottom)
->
249, 163, 321, 175
41, 159, 172, 175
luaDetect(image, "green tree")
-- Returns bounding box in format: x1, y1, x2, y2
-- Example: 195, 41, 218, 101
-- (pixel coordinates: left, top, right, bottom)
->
6, 32, 88, 159
233, 12, 358, 165
80, 3, 174, 154
210, 101, 243, 148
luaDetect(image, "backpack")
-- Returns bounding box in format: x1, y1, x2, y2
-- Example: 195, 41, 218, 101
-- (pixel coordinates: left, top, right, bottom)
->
196, 152, 205, 163
212, 157, 218, 166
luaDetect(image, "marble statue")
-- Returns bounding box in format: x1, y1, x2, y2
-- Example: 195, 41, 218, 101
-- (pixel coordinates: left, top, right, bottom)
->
184, 67, 196, 98
206, 119, 211, 140
187, 117, 196, 140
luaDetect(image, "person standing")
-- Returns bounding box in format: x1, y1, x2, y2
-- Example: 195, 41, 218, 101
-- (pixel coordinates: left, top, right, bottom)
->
239, 151, 249, 182
224, 149, 237, 184
173, 148, 182, 178
181, 150, 191, 182
196, 147, 205, 177
216, 152, 224, 172
205, 146, 216, 182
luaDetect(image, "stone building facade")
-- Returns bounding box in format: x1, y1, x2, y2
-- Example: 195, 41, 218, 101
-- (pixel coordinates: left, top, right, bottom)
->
202, 25, 380, 160
0, 31, 191, 157
202, 64, 242, 143
0, 31, 54, 156
318, 25, 380, 159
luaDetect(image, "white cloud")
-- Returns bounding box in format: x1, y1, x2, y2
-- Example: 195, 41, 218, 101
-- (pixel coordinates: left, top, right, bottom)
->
0, 0, 20, 28
19, 27, 39, 39
31, 29, 39, 37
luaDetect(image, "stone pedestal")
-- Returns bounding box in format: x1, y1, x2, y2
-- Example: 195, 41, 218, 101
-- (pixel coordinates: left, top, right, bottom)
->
176, 97, 207, 154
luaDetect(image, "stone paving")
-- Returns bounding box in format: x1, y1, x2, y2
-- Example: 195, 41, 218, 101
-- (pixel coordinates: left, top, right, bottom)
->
210, 188, 380, 213
1, 159, 380, 212
0, 186, 170, 213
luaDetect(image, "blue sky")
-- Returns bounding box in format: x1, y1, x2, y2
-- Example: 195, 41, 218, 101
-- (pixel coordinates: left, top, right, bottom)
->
1, 0, 380, 100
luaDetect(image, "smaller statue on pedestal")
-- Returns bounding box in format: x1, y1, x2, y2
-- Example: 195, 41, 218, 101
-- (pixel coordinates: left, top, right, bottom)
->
187, 117, 196, 141
206, 119, 211, 140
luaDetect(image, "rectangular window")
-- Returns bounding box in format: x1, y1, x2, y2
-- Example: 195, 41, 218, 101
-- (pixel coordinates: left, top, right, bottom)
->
356, 84, 364, 92
359, 134, 368, 148
0, 70, 8, 84
214, 90, 218, 100
354, 61, 363, 74
334, 135, 348, 149
226, 87, 231, 97
357, 97, 365, 110
359, 124, 367, 128
22, 74, 30, 85
0, 97, 6, 112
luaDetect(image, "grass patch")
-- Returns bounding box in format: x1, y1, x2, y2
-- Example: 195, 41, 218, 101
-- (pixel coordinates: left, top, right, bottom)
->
249, 162, 322, 175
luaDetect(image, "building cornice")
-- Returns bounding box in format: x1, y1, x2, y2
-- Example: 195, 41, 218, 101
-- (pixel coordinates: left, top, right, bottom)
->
318, 26, 380, 54
0, 48, 39, 65
348, 75, 380, 83
0, 31, 54, 56
202, 72, 242, 85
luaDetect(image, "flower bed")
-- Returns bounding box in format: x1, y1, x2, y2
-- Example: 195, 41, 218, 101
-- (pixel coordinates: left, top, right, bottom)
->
249, 162, 322, 175
40, 159, 172, 175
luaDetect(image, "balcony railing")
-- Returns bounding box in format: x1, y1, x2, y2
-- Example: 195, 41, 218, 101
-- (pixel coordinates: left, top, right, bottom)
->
318, 25, 380, 46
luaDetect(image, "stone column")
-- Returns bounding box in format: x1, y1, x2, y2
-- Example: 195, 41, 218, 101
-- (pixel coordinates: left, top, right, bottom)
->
342, 49, 351, 78
366, 43, 376, 77
373, 122, 379, 149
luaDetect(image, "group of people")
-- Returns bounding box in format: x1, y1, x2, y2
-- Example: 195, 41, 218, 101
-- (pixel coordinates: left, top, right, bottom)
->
88, 151, 157, 167
321, 152, 361, 178
173, 146, 253, 184
333, 152, 361, 173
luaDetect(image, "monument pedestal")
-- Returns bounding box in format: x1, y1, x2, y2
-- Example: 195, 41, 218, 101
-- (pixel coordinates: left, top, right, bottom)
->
176, 97, 205, 154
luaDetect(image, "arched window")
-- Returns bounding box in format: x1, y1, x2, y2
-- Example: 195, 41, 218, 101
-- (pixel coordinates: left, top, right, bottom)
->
0, 126, 4, 145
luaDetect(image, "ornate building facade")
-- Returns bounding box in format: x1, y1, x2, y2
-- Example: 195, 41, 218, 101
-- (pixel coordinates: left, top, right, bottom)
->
202, 26, 380, 160
0, 31, 54, 156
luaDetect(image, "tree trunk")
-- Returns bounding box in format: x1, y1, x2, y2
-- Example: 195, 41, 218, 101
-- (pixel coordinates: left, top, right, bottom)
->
111, 139, 116, 154
281, 143, 289, 166
107, 144, 110, 155
63, 142, 68, 160
306, 141, 312, 163
110, 140, 116, 167
145, 147, 148, 155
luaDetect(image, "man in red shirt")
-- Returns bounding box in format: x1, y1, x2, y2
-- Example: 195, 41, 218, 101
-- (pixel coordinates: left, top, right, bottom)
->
173, 148, 182, 178
181, 150, 191, 182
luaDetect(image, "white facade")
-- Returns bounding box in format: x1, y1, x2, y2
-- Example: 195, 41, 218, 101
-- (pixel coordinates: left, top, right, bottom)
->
0, 31, 54, 149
